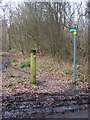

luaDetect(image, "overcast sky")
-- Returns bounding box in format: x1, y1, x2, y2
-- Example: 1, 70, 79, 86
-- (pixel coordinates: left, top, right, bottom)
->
0, 0, 87, 21
1, 0, 87, 4
1, 0, 24, 5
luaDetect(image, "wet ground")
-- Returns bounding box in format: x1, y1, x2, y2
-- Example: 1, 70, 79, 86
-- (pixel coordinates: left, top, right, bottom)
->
1, 55, 90, 119
0, 55, 10, 70
2, 92, 89, 118
48, 109, 89, 118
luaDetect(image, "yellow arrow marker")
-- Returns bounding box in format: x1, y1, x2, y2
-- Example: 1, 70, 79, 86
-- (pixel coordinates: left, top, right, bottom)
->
34, 55, 36, 57
74, 31, 77, 35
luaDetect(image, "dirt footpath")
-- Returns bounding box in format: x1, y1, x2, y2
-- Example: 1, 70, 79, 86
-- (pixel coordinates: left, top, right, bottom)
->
1, 55, 90, 118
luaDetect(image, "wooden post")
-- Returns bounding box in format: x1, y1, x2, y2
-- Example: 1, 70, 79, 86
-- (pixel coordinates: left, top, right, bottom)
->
30, 50, 36, 84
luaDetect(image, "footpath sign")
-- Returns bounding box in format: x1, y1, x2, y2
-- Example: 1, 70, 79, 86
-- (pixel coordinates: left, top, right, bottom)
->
69, 27, 77, 82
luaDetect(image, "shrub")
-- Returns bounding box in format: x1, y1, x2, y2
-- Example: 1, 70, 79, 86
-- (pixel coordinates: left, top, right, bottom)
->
19, 58, 30, 68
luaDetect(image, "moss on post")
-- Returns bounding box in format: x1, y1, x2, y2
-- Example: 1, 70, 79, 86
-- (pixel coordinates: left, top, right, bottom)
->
30, 50, 36, 84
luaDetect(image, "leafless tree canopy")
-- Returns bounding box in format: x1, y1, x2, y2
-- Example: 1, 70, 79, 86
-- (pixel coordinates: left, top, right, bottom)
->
1, 1, 88, 62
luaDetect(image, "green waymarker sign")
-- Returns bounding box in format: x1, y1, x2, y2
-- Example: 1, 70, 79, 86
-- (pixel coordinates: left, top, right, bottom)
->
69, 28, 75, 33
69, 27, 77, 82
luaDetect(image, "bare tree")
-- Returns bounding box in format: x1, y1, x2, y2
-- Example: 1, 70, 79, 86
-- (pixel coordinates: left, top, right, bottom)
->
1, 1, 87, 61
87, 1, 90, 65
